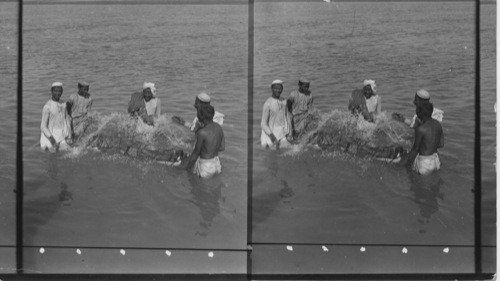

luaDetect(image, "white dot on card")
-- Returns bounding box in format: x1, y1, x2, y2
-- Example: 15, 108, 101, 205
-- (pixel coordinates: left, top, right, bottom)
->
76, 249, 82, 255
120, 249, 126, 255
208, 252, 214, 258
322, 246, 328, 252
443, 248, 449, 253
165, 250, 171, 256
402, 247, 408, 254
286, 245, 293, 251
360, 247, 366, 252
39, 248, 45, 254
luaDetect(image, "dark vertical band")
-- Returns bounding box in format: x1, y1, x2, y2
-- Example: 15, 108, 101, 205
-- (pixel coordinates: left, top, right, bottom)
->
474, 0, 482, 274
247, 0, 254, 277
16, 0, 24, 274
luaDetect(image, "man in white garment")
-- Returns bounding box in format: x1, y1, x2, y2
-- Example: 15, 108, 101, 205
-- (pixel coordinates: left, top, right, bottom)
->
172, 92, 224, 132
127, 82, 161, 126
261, 79, 292, 149
392, 89, 443, 128
40, 82, 73, 152
348, 79, 382, 122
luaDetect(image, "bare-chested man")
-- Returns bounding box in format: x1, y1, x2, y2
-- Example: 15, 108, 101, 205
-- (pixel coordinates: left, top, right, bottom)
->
406, 102, 444, 175
182, 104, 225, 178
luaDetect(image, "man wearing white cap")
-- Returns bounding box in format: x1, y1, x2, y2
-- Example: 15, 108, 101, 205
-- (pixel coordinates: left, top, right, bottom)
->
172, 92, 224, 132
182, 104, 225, 178
127, 82, 161, 126
40, 82, 73, 152
392, 89, 443, 128
348, 79, 382, 122
287, 77, 313, 138
261, 80, 292, 149
67, 81, 93, 138
406, 102, 444, 175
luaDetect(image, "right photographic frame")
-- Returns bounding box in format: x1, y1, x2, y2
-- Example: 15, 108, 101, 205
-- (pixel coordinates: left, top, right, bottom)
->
250, 0, 496, 276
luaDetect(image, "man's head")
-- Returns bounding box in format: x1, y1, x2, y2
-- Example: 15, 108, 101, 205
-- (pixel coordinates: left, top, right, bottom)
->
298, 77, 310, 94
197, 104, 215, 123
143, 82, 156, 102
363, 80, 376, 99
78, 81, 89, 96
270, 80, 284, 99
416, 101, 433, 120
194, 92, 211, 110
51, 82, 63, 101
413, 89, 431, 106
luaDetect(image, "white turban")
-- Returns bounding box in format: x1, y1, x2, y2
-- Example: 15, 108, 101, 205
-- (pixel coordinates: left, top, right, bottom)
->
363, 80, 376, 93
197, 92, 211, 103
143, 82, 156, 96
51, 82, 63, 88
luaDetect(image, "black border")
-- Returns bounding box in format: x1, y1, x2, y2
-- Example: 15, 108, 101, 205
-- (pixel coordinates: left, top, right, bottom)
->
4, 0, 495, 279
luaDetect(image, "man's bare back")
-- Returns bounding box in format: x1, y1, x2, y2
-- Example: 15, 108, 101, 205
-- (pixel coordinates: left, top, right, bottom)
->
198, 122, 225, 159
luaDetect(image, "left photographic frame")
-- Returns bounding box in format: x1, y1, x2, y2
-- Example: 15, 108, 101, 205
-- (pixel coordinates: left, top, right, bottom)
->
16, 0, 248, 274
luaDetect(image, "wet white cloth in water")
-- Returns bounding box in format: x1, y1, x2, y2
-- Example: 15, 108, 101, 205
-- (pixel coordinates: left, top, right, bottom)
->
410, 108, 443, 128
40, 100, 71, 151
193, 156, 222, 178
412, 153, 441, 175
365, 95, 379, 113
261, 97, 290, 148
190, 111, 224, 131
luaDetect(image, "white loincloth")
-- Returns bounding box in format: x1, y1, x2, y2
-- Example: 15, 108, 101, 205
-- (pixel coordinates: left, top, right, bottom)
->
193, 156, 222, 178
412, 153, 441, 175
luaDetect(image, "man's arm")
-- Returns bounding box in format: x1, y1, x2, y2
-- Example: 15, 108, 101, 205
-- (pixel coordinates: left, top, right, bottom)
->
184, 131, 204, 171
438, 126, 444, 148
260, 102, 272, 135
219, 130, 225, 152
406, 126, 424, 168
64, 105, 73, 140
155, 98, 161, 119
40, 105, 56, 146
376, 95, 382, 115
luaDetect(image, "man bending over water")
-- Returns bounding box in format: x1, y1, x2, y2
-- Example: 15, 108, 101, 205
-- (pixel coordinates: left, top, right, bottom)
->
182, 104, 225, 178
406, 102, 444, 175
348, 79, 381, 122
127, 82, 161, 126
172, 92, 224, 132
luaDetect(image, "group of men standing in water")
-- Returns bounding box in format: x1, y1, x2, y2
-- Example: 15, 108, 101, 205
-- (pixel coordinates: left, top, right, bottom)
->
40, 81, 225, 179
40, 77, 444, 178
260, 77, 444, 176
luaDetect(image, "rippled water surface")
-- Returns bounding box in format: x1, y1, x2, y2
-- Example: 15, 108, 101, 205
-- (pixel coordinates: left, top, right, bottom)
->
251, 1, 495, 269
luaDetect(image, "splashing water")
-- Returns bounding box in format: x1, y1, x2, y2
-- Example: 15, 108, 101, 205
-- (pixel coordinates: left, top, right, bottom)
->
64, 112, 195, 163
283, 108, 413, 160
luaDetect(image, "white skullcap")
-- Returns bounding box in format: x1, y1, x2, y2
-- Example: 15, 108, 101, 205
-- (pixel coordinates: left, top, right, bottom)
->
143, 82, 156, 96
299, 77, 310, 83
416, 89, 430, 99
271, 79, 284, 86
197, 92, 211, 103
363, 80, 376, 93
51, 82, 63, 87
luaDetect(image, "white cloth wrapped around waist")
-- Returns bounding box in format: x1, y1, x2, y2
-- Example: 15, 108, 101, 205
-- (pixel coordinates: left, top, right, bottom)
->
193, 156, 222, 178
412, 153, 441, 175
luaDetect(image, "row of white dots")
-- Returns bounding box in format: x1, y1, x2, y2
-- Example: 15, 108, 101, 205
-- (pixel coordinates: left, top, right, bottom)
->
285, 245, 451, 254
38, 248, 216, 258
